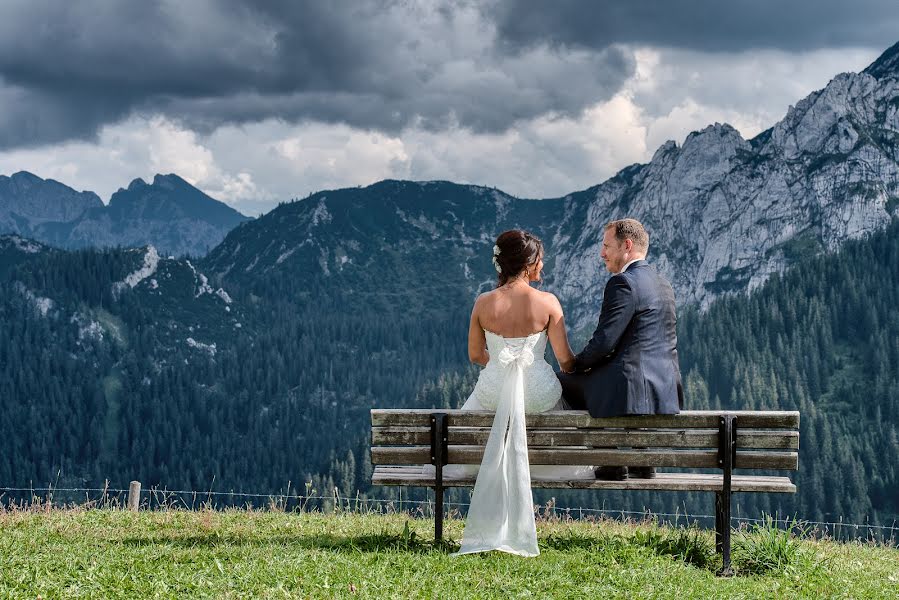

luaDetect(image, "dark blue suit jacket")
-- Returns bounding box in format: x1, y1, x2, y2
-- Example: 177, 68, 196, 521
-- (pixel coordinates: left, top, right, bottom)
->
559, 260, 683, 417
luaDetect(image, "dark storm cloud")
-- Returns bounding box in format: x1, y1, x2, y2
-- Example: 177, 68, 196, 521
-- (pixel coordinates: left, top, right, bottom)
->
0, 0, 895, 150
0, 83, 133, 149
0, 0, 634, 148
490, 0, 899, 53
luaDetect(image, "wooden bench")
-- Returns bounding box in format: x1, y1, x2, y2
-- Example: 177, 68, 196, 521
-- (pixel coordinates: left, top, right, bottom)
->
371, 409, 800, 575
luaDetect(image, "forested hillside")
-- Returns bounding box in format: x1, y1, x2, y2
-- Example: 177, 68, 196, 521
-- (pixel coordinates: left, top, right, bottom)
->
1, 218, 897, 528
676, 218, 899, 526
0, 234, 469, 499
419, 219, 899, 527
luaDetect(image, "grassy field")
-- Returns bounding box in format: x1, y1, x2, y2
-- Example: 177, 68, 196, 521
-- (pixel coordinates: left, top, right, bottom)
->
1, 508, 897, 599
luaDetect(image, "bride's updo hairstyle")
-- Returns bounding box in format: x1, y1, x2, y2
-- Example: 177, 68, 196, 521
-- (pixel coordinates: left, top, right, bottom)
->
493, 229, 543, 287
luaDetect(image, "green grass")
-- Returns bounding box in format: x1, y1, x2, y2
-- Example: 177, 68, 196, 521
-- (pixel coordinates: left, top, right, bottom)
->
0, 508, 897, 599
734, 515, 817, 576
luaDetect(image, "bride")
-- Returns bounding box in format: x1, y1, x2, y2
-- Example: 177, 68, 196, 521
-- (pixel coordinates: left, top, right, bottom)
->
452, 229, 592, 558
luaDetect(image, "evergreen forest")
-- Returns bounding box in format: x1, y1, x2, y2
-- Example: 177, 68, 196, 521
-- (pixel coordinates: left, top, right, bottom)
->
1, 218, 897, 531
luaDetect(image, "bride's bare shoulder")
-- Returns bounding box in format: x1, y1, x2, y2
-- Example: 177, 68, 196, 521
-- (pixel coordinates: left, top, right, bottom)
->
473, 289, 498, 309
475, 289, 497, 302
533, 288, 561, 304
533, 289, 564, 312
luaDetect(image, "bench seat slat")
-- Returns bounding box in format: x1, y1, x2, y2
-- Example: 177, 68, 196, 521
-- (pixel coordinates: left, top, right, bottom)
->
371, 409, 800, 429
371, 467, 796, 493
371, 446, 798, 470
372, 427, 799, 450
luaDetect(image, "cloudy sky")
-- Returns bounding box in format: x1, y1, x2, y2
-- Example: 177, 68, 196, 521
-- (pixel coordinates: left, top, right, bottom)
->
1, 0, 897, 215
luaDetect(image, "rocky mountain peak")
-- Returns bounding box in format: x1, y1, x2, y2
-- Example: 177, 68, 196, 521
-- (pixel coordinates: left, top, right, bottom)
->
650, 140, 678, 162
2, 172, 250, 257
152, 173, 187, 191
103, 175, 251, 251
624, 122, 751, 198
864, 39, 899, 80
4, 171, 99, 199
677, 123, 750, 179
682, 122, 745, 147
1, 171, 103, 227
768, 70, 885, 160
7, 171, 42, 186
127, 177, 148, 192
120, 174, 191, 198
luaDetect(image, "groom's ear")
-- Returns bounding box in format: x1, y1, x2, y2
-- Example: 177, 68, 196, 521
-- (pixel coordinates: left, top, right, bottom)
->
624, 238, 634, 252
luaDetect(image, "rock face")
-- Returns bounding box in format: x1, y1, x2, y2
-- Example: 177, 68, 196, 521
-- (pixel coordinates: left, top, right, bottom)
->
207, 43, 899, 331
0, 173, 250, 257
864, 40, 899, 80
549, 63, 899, 326
0, 172, 103, 227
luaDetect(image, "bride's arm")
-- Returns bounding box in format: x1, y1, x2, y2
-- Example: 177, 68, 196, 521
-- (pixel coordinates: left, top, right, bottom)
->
468, 295, 489, 366
546, 293, 575, 372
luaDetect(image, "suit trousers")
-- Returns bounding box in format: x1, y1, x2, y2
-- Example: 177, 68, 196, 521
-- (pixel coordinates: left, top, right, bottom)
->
557, 371, 647, 466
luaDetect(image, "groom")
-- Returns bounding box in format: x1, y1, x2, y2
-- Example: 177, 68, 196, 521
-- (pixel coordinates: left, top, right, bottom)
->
557, 218, 683, 480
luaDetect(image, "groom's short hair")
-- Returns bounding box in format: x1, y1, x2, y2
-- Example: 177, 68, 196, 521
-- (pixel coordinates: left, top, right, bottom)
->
605, 218, 649, 251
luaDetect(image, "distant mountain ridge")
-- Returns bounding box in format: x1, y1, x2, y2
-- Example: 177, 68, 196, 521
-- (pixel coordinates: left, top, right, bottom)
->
203, 180, 560, 317
110, 175, 248, 229
0, 172, 103, 225
206, 41, 899, 330
0, 172, 250, 257
5, 41, 899, 324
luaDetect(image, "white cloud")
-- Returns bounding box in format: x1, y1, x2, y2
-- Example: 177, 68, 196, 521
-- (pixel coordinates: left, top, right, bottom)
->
390, 93, 649, 197
628, 46, 881, 149
0, 116, 264, 211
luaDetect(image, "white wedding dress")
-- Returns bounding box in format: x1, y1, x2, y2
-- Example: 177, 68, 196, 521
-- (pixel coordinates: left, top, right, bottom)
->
451, 329, 593, 557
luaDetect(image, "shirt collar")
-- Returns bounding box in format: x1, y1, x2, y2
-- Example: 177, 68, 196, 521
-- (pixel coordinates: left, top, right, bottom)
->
618, 258, 642, 275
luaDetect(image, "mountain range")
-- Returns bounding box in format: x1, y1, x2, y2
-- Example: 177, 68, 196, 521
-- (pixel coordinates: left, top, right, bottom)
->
207, 41, 899, 331
4, 43, 899, 329
0, 172, 250, 257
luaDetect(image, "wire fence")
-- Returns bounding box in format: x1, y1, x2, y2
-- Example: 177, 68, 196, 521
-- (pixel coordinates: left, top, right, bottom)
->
2, 484, 896, 545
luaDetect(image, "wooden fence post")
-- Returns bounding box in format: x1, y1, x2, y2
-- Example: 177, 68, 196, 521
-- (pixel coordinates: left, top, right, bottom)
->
128, 481, 141, 512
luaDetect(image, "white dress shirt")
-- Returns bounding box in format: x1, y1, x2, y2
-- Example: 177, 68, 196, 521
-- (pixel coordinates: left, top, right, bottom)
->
618, 258, 642, 274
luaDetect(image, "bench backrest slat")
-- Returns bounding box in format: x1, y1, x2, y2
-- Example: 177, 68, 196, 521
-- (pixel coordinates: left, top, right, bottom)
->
371, 409, 800, 429
372, 427, 799, 450
371, 446, 798, 470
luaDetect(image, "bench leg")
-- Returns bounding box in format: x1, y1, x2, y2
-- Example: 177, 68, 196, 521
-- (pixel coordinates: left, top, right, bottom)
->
434, 484, 444, 542
430, 413, 448, 544
715, 491, 733, 576
716, 414, 736, 577
715, 492, 723, 554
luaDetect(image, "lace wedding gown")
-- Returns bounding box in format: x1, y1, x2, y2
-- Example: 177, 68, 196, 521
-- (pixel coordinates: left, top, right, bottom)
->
451, 330, 593, 557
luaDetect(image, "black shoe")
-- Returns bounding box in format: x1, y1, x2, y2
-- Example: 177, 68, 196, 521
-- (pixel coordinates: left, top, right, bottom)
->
629, 466, 657, 479
594, 466, 628, 481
